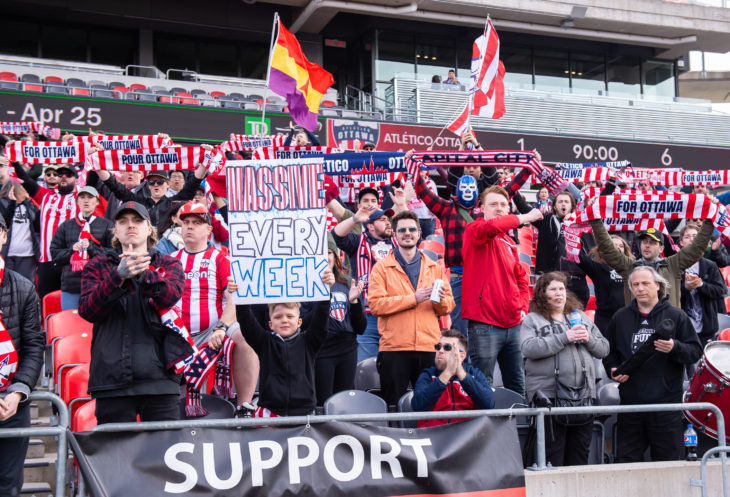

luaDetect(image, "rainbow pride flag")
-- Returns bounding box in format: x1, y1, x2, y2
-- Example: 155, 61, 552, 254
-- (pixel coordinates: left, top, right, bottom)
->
269, 20, 334, 131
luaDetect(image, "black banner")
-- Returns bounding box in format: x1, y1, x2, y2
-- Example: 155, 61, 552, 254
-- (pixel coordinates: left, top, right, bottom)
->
70, 417, 525, 497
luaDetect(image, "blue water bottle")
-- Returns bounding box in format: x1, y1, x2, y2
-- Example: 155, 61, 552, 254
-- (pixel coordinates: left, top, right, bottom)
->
684, 424, 698, 461
569, 309, 583, 343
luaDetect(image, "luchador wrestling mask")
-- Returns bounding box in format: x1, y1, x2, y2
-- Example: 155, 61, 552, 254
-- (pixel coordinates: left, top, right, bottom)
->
456, 175, 478, 208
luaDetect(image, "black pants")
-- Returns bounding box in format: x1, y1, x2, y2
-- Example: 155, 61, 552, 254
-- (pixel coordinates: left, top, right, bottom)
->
377, 350, 435, 407
617, 410, 684, 462
0, 402, 31, 496
37, 261, 62, 300
6, 256, 36, 285
315, 347, 358, 406
95, 394, 180, 424
545, 419, 593, 467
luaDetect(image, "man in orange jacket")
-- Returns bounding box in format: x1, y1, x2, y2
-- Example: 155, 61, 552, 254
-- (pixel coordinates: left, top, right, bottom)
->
368, 210, 455, 406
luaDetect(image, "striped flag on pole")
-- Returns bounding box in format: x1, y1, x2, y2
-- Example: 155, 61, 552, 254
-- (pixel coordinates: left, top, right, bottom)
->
469, 19, 505, 119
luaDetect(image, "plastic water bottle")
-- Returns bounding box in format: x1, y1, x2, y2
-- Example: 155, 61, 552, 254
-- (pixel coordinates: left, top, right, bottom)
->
684, 424, 698, 461
568, 309, 582, 328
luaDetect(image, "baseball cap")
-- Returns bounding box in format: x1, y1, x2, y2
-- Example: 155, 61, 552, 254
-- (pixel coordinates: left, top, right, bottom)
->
178, 201, 211, 224
364, 208, 394, 226
358, 187, 379, 203
115, 201, 150, 221
77, 186, 99, 198
362, 142, 376, 150
56, 164, 78, 177
637, 228, 663, 244
146, 170, 170, 180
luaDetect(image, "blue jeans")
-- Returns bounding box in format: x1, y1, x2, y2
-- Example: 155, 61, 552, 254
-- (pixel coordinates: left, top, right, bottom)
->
449, 274, 467, 336
468, 321, 525, 397
357, 313, 380, 363
61, 291, 80, 310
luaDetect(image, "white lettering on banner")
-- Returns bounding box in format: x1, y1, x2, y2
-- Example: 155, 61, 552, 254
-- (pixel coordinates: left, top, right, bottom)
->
614, 200, 685, 215
163, 436, 433, 493
98, 139, 142, 149
683, 173, 723, 183
382, 132, 460, 148
21, 145, 77, 159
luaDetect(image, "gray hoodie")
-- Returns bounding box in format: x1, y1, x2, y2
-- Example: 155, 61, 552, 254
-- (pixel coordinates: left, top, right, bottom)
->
520, 310, 609, 402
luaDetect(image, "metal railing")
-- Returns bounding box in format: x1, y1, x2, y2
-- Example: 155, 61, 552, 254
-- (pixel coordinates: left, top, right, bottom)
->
692, 446, 730, 497
0, 392, 69, 497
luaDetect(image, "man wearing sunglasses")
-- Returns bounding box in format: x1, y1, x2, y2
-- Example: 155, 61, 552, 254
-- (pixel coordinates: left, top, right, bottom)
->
41, 166, 60, 190
411, 329, 494, 427
368, 210, 454, 407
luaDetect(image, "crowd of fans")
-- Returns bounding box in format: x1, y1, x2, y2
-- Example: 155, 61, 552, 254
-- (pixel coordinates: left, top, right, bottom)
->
1, 123, 729, 493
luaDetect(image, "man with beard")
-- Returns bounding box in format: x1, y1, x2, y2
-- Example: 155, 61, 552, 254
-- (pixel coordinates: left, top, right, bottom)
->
368, 210, 454, 406
12, 161, 80, 298
40, 165, 60, 190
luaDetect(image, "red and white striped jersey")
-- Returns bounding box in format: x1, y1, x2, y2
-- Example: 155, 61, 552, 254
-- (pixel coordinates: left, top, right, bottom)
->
172, 246, 231, 335
35, 189, 77, 263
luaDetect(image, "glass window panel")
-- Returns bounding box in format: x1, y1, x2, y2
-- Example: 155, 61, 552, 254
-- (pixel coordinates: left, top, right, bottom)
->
0, 20, 38, 57
570, 52, 605, 94
42, 25, 86, 62
376, 32, 414, 81
534, 48, 569, 90
240, 42, 269, 79
643, 60, 675, 98
90, 30, 136, 67
155, 35, 197, 73
502, 46, 533, 88
376, 59, 414, 82
606, 55, 641, 96
199, 41, 237, 77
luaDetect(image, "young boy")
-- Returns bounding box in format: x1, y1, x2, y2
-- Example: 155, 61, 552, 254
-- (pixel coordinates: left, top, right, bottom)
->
235, 269, 333, 417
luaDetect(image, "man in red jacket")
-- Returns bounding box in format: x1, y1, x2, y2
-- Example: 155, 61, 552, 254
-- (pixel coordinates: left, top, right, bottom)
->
462, 186, 543, 397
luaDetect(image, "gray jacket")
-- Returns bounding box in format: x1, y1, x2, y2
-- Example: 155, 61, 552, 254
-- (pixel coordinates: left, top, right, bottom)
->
520, 310, 609, 402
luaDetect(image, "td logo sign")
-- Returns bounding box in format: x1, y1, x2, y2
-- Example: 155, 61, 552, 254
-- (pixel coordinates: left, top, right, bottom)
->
246, 118, 270, 135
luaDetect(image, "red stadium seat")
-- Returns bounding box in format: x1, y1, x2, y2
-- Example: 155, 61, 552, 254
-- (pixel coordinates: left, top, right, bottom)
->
23, 83, 43, 92
179, 97, 199, 105
587, 295, 597, 311
210, 91, 226, 99
112, 85, 129, 92
54, 332, 92, 397
719, 328, 730, 341
419, 239, 445, 258
517, 226, 534, 257
725, 296, 730, 314
42, 290, 62, 329
47, 309, 93, 345
69, 88, 90, 96
72, 399, 97, 432
175, 91, 193, 97
62, 363, 91, 421
44, 75, 63, 83
159, 96, 181, 104
129, 83, 147, 91
321, 100, 336, 108
0, 72, 18, 81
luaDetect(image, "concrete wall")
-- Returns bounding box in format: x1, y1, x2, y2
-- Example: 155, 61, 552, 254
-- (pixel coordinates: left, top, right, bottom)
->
525, 460, 727, 497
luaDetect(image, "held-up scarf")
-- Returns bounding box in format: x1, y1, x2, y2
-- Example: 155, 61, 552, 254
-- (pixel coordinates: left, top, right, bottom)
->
84, 146, 226, 174
554, 160, 631, 170
252, 146, 336, 160
5, 140, 93, 164
648, 169, 730, 187
71, 134, 173, 149
69, 214, 99, 272
221, 134, 286, 152
0, 121, 61, 140
0, 257, 18, 391
563, 193, 730, 262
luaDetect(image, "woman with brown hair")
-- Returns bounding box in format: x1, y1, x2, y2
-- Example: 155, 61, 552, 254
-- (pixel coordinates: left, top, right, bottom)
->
520, 272, 609, 467
578, 235, 634, 333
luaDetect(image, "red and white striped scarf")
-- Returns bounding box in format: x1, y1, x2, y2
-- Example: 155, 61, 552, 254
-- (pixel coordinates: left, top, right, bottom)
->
537, 167, 611, 184
71, 134, 172, 149
221, 134, 285, 152
5, 140, 92, 164
0, 121, 61, 140
336, 172, 404, 203
69, 214, 97, 272
39, 192, 77, 263
0, 257, 18, 391
648, 169, 729, 187
85, 146, 225, 174
252, 146, 335, 160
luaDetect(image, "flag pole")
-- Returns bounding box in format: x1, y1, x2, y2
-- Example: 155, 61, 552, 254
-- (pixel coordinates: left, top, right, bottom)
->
428, 99, 468, 150
466, 15, 490, 133
260, 12, 279, 134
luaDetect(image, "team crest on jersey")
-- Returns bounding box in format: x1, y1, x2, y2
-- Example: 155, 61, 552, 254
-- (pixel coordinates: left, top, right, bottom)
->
330, 291, 348, 322
371, 241, 392, 262
327, 119, 380, 147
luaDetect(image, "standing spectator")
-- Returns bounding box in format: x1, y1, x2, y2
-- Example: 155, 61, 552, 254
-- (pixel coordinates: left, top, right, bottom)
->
534, 187, 551, 214
462, 186, 543, 397
0, 216, 43, 496
284, 121, 320, 146
521, 272, 609, 466
40, 165, 60, 190
578, 235, 633, 333
155, 201, 186, 256
604, 266, 702, 462
368, 210, 454, 406
79, 202, 191, 423
678, 224, 727, 347
1, 183, 40, 283
168, 171, 186, 196
50, 186, 114, 310
411, 329, 495, 428
99, 170, 145, 220
12, 161, 79, 299
304, 234, 367, 405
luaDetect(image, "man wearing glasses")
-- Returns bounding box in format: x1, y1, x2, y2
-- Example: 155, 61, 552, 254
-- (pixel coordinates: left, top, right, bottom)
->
368, 210, 454, 407
40, 165, 60, 190
411, 329, 494, 427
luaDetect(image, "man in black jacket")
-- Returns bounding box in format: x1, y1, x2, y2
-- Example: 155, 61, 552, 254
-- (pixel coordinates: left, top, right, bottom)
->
604, 266, 702, 462
50, 186, 114, 310
0, 215, 44, 495
1, 182, 40, 283
79, 202, 191, 423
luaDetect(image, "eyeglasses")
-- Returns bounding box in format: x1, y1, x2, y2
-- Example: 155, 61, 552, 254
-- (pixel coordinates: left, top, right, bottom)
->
396, 227, 419, 234
58, 170, 75, 178
148, 180, 166, 187
434, 343, 462, 352
44, 171, 58, 177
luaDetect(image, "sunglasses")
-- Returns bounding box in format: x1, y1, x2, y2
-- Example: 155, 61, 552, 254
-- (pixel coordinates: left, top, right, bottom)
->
44, 171, 58, 177
58, 170, 75, 178
434, 343, 462, 352
148, 180, 167, 186
396, 227, 419, 234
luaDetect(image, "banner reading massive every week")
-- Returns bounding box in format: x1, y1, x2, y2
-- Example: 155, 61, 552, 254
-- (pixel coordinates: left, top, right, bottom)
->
71, 417, 526, 497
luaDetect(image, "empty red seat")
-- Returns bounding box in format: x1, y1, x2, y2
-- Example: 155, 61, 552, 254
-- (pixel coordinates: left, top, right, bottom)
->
175, 92, 193, 97
419, 239, 445, 258
112, 85, 129, 92
0, 72, 18, 81
159, 96, 180, 104
179, 97, 199, 105
72, 399, 97, 432
23, 83, 43, 92
69, 88, 90, 96
54, 332, 92, 397
210, 91, 226, 98
44, 75, 63, 83
321, 100, 336, 108
129, 83, 147, 91
47, 309, 93, 345
42, 290, 62, 329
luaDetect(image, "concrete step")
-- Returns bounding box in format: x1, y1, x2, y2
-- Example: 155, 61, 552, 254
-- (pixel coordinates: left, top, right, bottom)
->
23, 455, 56, 484
20, 481, 52, 496
27, 439, 45, 459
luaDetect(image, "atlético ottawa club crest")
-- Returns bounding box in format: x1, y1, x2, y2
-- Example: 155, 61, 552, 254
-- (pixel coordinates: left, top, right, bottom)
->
327, 120, 380, 148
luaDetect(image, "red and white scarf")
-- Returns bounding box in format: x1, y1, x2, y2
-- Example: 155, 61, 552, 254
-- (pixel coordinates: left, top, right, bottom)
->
0, 257, 18, 391
71, 134, 172, 149
85, 146, 225, 174
647, 169, 730, 187
221, 134, 285, 152
69, 214, 98, 272
0, 121, 61, 140
252, 146, 335, 160
5, 141, 92, 164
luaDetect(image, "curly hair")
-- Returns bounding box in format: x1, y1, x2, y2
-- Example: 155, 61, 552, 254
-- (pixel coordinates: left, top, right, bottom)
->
529, 272, 584, 320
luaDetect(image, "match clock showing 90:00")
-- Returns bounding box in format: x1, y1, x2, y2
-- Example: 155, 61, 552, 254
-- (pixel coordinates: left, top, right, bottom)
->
570, 142, 674, 166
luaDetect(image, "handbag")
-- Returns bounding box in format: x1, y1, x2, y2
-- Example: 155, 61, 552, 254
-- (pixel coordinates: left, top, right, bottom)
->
552, 319, 594, 426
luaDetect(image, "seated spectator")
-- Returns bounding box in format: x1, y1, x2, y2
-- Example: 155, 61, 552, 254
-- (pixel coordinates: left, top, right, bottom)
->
155, 201, 187, 256
234, 271, 332, 417
443, 69, 460, 86
303, 234, 367, 405
50, 186, 113, 310
521, 272, 609, 466
431, 75, 442, 84
411, 329, 495, 428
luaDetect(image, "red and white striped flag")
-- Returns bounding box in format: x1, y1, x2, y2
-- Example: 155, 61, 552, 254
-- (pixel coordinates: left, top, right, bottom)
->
252, 146, 335, 160
446, 102, 471, 137
469, 19, 505, 119
5, 141, 92, 164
